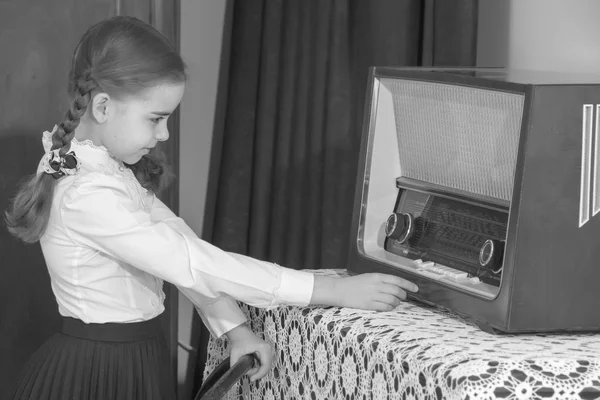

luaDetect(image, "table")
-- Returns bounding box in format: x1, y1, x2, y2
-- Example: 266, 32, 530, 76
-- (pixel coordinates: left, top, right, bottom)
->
204, 270, 600, 399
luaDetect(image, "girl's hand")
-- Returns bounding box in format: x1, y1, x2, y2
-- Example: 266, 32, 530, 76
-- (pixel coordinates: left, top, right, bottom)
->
225, 324, 273, 382
311, 273, 419, 311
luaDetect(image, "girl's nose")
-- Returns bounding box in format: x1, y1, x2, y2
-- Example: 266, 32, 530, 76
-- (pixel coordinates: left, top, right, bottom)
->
156, 126, 170, 142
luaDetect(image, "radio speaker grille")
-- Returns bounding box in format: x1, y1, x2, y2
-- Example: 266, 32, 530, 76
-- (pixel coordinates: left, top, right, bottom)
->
382, 78, 525, 201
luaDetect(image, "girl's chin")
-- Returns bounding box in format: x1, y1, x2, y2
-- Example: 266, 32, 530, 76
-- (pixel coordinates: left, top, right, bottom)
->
121, 155, 143, 165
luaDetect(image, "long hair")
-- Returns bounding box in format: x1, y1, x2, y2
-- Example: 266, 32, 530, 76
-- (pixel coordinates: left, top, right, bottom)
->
5, 16, 186, 243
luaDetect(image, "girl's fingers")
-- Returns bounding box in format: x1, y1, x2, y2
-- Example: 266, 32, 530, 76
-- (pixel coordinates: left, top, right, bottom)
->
248, 349, 272, 382
380, 274, 419, 293
374, 292, 404, 308
377, 283, 408, 301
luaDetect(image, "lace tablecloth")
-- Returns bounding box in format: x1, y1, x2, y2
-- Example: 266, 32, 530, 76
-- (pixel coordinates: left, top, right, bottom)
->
204, 270, 600, 400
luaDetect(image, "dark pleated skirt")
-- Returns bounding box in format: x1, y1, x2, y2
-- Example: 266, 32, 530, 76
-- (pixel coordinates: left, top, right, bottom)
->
11, 316, 176, 400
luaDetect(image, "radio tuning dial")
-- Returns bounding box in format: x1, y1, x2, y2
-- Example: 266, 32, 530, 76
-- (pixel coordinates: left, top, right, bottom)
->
479, 239, 505, 273
385, 213, 415, 244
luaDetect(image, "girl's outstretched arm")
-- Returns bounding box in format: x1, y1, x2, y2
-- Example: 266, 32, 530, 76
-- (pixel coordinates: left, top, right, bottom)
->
151, 194, 419, 317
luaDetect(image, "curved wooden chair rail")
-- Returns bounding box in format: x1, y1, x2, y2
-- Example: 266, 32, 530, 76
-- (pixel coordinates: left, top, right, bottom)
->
194, 354, 257, 400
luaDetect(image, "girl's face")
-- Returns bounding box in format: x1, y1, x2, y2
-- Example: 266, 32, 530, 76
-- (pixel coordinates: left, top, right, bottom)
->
101, 82, 185, 165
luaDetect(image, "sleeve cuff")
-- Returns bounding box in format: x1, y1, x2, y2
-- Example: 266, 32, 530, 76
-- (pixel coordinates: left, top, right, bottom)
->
195, 295, 248, 338
273, 267, 314, 308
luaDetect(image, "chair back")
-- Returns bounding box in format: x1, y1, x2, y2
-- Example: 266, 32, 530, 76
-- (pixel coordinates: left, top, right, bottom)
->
194, 354, 257, 400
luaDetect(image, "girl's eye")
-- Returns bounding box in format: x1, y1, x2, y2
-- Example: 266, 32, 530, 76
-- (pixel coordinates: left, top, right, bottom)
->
151, 117, 165, 124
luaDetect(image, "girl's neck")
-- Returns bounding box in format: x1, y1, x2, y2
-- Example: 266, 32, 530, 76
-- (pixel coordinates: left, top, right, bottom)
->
74, 119, 105, 148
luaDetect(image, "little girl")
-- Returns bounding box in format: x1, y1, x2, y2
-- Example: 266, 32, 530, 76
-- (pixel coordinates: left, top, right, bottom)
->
5, 16, 418, 400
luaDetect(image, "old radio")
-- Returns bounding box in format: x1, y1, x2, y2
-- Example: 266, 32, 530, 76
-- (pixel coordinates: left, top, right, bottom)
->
348, 67, 600, 333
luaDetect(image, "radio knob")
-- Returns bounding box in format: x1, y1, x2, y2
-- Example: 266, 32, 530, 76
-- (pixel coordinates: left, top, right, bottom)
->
479, 239, 505, 273
385, 213, 415, 244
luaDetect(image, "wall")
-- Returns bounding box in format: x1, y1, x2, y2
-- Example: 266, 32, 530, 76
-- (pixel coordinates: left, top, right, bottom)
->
476, 0, 509, 68
478, 0, 600, 72
178, 0, 228, 395
507, 0, 600, 73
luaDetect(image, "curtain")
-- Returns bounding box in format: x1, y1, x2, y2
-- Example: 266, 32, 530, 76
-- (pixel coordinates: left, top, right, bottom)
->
191, 0, 478, 395
203, 0, 478, 270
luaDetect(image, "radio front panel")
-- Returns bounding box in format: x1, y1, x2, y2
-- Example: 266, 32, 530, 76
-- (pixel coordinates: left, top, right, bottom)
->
355, 74, 521, 300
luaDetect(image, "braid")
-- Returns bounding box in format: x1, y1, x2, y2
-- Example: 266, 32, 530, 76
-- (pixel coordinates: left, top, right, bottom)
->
52, 72, 98, 157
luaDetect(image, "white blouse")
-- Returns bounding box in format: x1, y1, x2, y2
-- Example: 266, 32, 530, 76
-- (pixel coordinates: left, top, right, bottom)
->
37, 137, 314, 338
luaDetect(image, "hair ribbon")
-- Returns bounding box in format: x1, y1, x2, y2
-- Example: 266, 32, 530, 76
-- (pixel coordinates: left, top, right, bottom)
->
40, 126, 80, 179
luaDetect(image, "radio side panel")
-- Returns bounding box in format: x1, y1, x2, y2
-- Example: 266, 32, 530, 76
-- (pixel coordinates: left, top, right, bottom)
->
509, 84, 600, 332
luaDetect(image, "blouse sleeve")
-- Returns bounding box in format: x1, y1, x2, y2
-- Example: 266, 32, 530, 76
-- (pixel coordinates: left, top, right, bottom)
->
60, 173, 314, 338
147, 195, 247, 337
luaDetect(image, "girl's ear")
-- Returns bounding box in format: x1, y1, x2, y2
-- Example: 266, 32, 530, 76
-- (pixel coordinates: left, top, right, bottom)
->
90, 92, 111, 123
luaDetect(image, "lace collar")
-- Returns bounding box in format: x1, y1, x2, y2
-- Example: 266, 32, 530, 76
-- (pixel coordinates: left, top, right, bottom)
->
40, 128, 150, 210
69, 137, 150, 211
70, 138, 124, 170
72, 137, 108, 151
